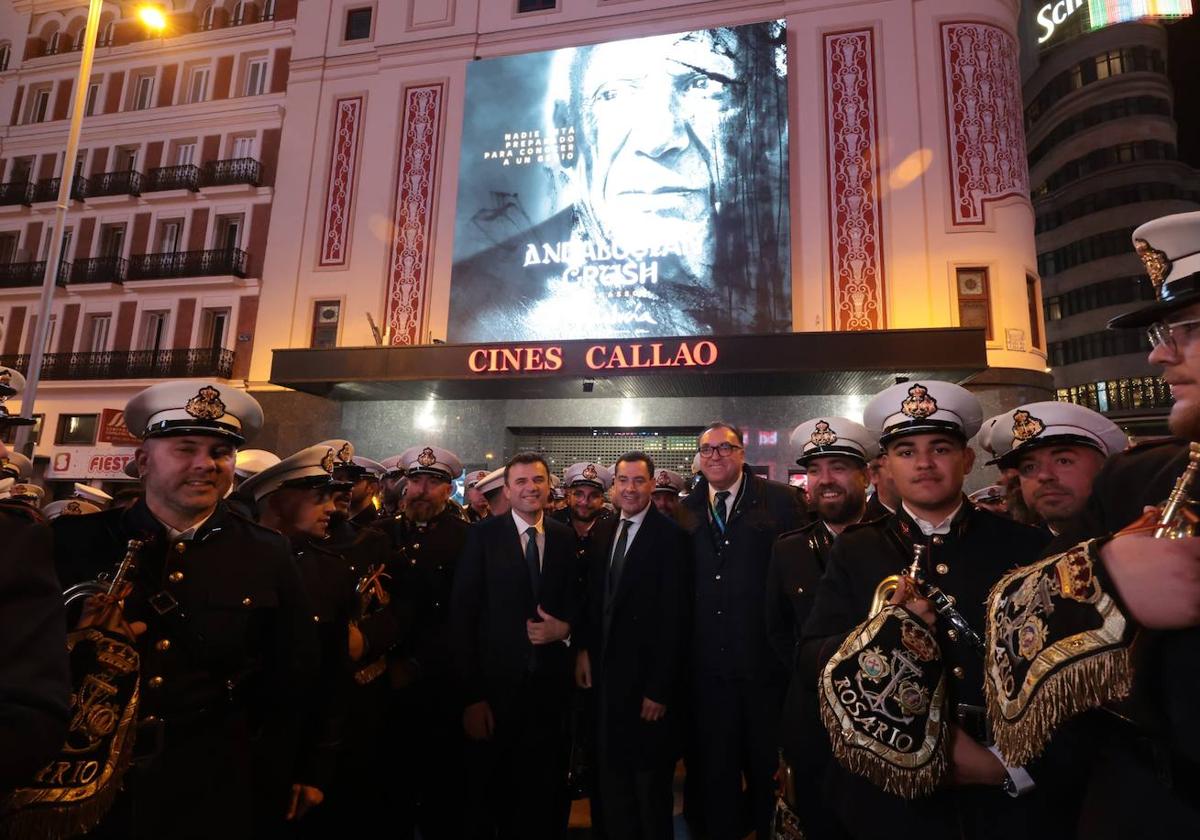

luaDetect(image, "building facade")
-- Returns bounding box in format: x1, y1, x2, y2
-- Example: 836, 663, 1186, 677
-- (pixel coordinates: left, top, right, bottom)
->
3, 0, 1053, 489
1024, 16, 1200, 432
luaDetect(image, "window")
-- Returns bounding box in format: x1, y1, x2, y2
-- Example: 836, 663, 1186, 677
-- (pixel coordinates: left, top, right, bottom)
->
0, 43, 11, 72
1026, 276, 1042, 350
56, 414, 99, 446
99, 223, 126, 258
311, 300, 340, 348
1046, 296, 1062, 322
85, 313, 111, 352
99, 20, 115, 46
201, 308, 230, 349
186, 66, 210, 103
215, 214, 243, 250
232, 1, 254, 25
344, 7, 372, 41
0, 232, 18, 264
132, 74, 155, 110
139, 311, 169, 352
232, 135, 255, 159
9, 157, 33, 184
956, 267, 992, 340
245, 58, 268, 96
518, 0, 557, 11
72, 28, 87, 51
116, 146, 138, 172
85, 82, 100, 116
46, 31, 62, 55
176, 142, 196, 166
201, 6, 218, 30
25, 314, 57, 353
158, 220, 182, 253
30, 88, 50, 123
262, 0, 277, 20
1, 415, 43, 446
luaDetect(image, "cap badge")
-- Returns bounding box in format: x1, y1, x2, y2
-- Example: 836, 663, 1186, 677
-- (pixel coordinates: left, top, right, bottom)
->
1134, 238, 1172, 293
336, 442, 354, 463
417, 447, 437, 468
1011, 410, 1044, 443
582, 464, 598, 481
185, 385, 227, 421
0, 369, 10, 387
901, 384, 938, 420
0, 457, 11, 474
320, 448, 336, 474
809, 420, 838, 447
656, 470, 671, 488
65, 500, 83, 515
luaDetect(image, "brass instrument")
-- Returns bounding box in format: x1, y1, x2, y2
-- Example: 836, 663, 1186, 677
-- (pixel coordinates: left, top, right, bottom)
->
64, 538, 143, 612
870, 544, 984, 653
1153, 441, 1200, 538
868, 550, 922, 617
352, 562, 391, 686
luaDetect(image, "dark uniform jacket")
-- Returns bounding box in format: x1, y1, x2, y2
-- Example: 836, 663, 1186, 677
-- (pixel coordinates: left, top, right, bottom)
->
0, 502, 69, 792
682, 468, 805, 681
578, 504, 690, 770
450, 513, 579, 709
325, 518, 405, 665
1056, 438, 1200, 836
800, 502, 1049, 839
52, 499, 319, 838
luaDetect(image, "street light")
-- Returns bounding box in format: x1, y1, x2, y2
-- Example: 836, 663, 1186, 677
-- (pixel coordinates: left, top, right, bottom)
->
14, 3, 167, 456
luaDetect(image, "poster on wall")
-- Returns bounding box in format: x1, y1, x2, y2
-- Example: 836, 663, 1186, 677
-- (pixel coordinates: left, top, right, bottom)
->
448, 21, 790, 342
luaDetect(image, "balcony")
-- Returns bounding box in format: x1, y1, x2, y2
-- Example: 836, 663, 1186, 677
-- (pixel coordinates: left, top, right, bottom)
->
69, 256, 127, 285
0, 260, 70, 289
128, 248, 248, 281
0, 347, 235, 381
146, 164, 201, 192
88, 170, 143, 198
0, 182, 33, 207
33, 176, 87, 203
202, 158, 261, 188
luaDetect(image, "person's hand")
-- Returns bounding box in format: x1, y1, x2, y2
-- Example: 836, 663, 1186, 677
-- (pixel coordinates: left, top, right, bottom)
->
945, 725, 1006, 787
1101, 533, 1200, 629
463, 700, 495, 741
888, 577, 937, 629
286, 784, 324, 820
640, 697, 667, 722
575, 649, 592, 689
527, 606, 570, 644
348, 623, 365, 661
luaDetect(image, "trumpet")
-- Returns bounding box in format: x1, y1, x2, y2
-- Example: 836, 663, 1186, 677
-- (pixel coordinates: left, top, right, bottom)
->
1153, 442, 1200, 538
870, 544, 985, 653
64, 538, 144, 621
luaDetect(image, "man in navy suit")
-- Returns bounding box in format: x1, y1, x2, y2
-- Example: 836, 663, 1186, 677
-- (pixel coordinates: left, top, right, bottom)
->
450, 452, 580, 840
576, 452, 689, 840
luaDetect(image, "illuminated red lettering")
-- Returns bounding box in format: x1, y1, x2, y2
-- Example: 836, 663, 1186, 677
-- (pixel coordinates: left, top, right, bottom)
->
544, 347, 563, 371
585, 345, 606, 370
468, 349, 488, 372
525, 347, 544, 369
673, 343, 696, 366
693, 340, 718, 366
499, 348, 521, 371
606, 345, 628, 369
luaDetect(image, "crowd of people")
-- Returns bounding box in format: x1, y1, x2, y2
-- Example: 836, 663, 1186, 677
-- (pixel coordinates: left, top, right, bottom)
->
0, 212, 1198, 840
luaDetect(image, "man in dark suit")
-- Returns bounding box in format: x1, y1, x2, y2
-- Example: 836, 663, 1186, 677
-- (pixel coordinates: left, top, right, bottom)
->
681, 422, 805, 840
450, 452, 580, 840
575, 452, 689, 840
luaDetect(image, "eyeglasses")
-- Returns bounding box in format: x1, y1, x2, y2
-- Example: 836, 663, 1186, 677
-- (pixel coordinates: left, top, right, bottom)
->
1146, 318, 1200, 353
698, 442, 744, 458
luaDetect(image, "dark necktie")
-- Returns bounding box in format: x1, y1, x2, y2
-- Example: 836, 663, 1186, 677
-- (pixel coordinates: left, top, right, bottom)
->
524, 526, 540, 595
607, 519, 633, 598
713, 490, 731, 532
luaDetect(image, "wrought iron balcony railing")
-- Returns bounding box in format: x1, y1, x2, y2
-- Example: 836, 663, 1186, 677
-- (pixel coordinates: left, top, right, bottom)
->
0, 260, 71, 288
202, 158, 261, 188
69, 256, 127, 284
0, 347, 235, 381
0, 181, 34, 206
145, 164, 202, 192
127, 247, 248, 280
88, 170, 143, 198
33, 175, 87, 203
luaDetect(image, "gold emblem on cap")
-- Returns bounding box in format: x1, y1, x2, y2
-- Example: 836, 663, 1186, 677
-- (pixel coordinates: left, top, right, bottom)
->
0, 457, 11, 473
336, 442, 354, 463
417, 447, 437, 467
901, 384, 938, 419
0, 369, 10, 387
65, 500, 83, 515
1011, 410, 1045, 442
1134, 238, 1172, 293
320, 448, 336, 474
185, 385, 227, 420
656, 470, 671, 488
809, 420, 837, 447
582, 464, 598, 481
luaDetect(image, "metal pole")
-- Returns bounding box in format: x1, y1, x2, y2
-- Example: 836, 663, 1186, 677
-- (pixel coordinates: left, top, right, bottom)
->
14, 0, 104, 457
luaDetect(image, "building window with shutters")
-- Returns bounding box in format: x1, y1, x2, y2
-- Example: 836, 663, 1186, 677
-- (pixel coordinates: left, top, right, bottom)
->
245, 58, 268, 96
956, 267, 992, 340
311, 300, 340, 348
131, 74, 155, 111
85, 313, 111, 353
56, 414, 98, 446
0, 43, 11, 72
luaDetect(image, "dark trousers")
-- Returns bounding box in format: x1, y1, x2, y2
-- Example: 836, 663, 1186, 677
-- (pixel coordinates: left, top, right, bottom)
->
691, 673, 785, 840
393, 676, 464, 840
463, 671, 570, 840
590, 687, 674, 840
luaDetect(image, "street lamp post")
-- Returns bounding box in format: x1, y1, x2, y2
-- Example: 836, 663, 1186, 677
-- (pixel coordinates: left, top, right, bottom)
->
14, 3, 165, 456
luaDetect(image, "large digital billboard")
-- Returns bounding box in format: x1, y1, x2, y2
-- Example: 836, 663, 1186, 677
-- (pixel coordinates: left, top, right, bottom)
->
448, 21, 790, 342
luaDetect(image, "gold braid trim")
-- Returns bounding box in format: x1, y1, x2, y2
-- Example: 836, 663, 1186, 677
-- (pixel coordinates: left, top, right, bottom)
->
985, 544, 1134, 767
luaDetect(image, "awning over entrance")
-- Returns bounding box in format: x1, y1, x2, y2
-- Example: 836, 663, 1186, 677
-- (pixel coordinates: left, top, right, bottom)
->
270, 327, 988, 400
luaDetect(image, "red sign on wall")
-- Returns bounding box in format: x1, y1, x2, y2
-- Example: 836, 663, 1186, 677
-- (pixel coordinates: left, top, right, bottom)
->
98, 409, 140, 447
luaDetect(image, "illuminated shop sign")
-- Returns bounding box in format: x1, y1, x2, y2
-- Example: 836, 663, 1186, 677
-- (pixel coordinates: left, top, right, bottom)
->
1036, 0, 1193, 46
1036, 0, 1087, 43
466, 339, 719, 374
448, 20, 791, 342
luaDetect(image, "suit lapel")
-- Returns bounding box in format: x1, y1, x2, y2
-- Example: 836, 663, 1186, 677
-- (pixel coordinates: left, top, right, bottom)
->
503, 514, 538, 603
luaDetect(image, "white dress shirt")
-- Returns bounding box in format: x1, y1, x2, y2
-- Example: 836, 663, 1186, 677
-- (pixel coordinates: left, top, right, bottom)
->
707, 472, 744, 523
513, 508, 546, 569
611, 502, 651, 566
902, 501, 963, 537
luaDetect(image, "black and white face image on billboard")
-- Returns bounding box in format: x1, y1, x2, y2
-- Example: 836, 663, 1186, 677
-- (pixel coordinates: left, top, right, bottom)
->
448, 21, 790, 342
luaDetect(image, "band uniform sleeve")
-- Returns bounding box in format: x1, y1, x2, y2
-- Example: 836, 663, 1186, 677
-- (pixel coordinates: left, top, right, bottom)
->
0, 516, 70, 791
798, 535, 860, 686
352, 530, 411, 658
765, 538, 795, 669
450, 523, 487, 707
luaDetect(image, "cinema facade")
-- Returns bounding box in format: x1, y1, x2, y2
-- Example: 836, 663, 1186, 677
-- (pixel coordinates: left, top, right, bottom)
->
236, 0, 1059, 484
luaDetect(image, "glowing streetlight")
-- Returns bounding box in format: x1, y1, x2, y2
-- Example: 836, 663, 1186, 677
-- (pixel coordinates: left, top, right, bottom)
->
136, 5, 168, 33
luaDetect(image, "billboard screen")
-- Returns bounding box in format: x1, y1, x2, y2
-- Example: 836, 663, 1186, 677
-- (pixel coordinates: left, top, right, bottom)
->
448, 21, 790, 342
1088, 0, 1192, 29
